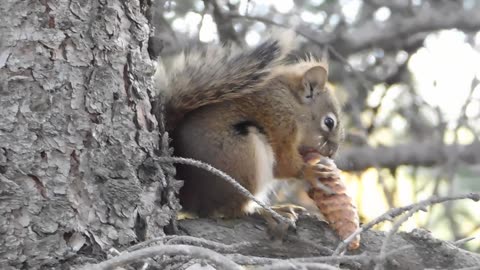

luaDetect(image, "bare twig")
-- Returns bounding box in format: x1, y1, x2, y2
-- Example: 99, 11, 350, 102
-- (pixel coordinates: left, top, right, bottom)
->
454, 236, 478, 247
258, 262, 341, 270
363, 0, 412, 10
83, 244, 242, 270
375, 203, 426, 270
205, 0, 243, 45
229, 244, 415, 267
438, 83, 478, 239
155, 156, 294, 227
127, 235, 174, 252
228, 13, 289, 29
227, 12, 337, 47
376, 167, 395, 209
456, 267, 480, 270
127, 235, 251, 254
197, 4, 207, 41
118, 234, 415, 269
287, 244, 413, 266
326, 45, 371, 93
227, 254, 280, 265
365, 86, 388, 134
165, 235, 252, 252
334, 193, 480, 255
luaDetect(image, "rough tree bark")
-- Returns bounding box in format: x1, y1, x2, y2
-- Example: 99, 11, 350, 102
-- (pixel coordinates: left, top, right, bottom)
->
1, 1, 479, 270
0, 0, 180, 269
176, 215, 480, 270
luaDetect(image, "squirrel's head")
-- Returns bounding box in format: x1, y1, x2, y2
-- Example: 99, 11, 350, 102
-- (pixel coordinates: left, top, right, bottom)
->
277, 62, 344, 158
299, 65, 343, 157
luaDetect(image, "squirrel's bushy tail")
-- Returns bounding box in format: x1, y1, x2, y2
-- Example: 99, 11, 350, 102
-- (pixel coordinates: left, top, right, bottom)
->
154, 30, 296, 130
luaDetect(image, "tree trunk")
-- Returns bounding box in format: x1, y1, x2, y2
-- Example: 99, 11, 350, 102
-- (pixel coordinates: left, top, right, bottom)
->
0, 0, 180, 269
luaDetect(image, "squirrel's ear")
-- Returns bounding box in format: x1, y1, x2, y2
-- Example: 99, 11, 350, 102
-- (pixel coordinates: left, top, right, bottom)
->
301, 66, 328, 103
303, 66, 327, 90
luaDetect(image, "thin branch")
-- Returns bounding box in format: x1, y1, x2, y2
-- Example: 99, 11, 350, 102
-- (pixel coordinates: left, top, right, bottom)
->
228, 13, 289, 28
205, 0, 243, 45
375, 203, 426, 270
365, 86, 388, 134
155, 156, 294, 227
453, 235, 478, 247
376, 168, 395, 209
91, 237, 417, 269
155, 255, 196, 269
165, 235, 252, 252
228, 3, 480, 54
326, 45, 371, 93
334, 2, 480, 53
126, 235, 251, 254
83, 244, 242, 270
435, 81, 478, 238
227, 12, 335, 46
227, 253, 280, 265
127, 235, 174, 252
197, 4, 207, 41
333, 192, 480, 255
363, 0, 412, 11
258, 262, 341, 270
336, 141, 480, 172
227, 245, 415, 267
456, 267, 480, 270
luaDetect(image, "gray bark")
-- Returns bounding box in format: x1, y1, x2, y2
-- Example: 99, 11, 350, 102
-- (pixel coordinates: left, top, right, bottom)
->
0, 0, 180, 269
177, 215, 480, 270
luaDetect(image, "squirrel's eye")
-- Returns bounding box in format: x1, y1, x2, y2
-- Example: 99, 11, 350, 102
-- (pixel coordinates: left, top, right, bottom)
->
324, 116, 335, 131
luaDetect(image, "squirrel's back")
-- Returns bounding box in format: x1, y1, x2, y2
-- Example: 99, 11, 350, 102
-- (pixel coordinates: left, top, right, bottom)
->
153, 30, 297, 131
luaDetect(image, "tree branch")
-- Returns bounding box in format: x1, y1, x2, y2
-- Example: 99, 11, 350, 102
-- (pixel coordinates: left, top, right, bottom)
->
83, 193, 480, 270
205, 0, 243, 45
173, 213, 480, 269
336, 141, 480, 171
333, 2, 480, 53
83, 244, 242, 270
227, 3, 480, 55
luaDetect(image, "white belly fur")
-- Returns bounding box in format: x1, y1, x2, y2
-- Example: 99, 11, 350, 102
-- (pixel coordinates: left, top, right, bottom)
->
243, 130, 277, 213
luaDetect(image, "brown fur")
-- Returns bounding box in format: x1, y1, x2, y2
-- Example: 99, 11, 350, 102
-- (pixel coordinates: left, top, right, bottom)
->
156, 32, 343, 218
154, 30, 296, 131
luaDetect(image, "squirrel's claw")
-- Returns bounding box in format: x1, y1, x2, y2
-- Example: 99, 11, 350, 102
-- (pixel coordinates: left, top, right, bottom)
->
258, 204, 308, 241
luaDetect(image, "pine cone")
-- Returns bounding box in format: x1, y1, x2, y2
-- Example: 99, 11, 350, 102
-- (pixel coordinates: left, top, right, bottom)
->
304, 151, 360, 250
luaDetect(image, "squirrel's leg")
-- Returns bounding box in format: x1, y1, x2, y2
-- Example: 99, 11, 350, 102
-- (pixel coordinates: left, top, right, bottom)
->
174, 114, 276, 218
256, 204, 309, 240
174, 116, 300, 238
174, 109, 308, 238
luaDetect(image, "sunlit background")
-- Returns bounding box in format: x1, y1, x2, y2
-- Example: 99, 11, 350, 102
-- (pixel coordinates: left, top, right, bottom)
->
154, 0, 480, 251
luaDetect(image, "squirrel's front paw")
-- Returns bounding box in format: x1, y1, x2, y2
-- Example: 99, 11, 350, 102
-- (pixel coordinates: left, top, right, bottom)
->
258, 204, 308, 241
270, 204, 308, 223
303, 162, 340, 190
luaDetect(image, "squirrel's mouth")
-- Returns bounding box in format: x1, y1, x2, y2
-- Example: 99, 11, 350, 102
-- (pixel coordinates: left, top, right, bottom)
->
298, 145, 336, 159
298, 146, 318, 156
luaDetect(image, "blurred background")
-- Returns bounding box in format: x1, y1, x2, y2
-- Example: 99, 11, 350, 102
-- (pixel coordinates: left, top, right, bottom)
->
151, 0, 480, 252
